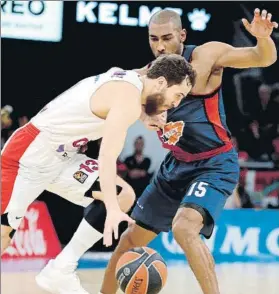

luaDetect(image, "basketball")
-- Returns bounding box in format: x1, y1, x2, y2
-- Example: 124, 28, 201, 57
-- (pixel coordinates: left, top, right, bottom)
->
115, 247, 168, 294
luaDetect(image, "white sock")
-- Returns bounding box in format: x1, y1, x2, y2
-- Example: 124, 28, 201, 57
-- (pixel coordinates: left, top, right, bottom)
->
54, 219, 103, 268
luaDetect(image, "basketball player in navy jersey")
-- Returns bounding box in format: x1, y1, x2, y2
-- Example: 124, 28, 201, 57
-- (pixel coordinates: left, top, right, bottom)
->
99, 8, 278, 294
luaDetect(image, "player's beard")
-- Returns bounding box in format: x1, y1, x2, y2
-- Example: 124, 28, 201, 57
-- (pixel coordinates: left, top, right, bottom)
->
144, 93, 166, 115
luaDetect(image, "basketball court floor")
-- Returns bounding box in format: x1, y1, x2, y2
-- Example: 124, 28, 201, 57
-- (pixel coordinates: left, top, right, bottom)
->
1, 262, 278, 294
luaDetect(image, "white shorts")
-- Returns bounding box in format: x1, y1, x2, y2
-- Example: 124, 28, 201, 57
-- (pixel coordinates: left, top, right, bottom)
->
1, 123, 76, 229
47, 154, 99, 208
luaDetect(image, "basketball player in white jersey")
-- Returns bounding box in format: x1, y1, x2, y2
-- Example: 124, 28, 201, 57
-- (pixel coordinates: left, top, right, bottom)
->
25, 148, 134, 294
1, 54, 196, 259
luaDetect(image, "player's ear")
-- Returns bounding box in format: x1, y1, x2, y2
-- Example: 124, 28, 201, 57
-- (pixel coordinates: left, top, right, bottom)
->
157, 76, 168, 90
181, 29, 187, 43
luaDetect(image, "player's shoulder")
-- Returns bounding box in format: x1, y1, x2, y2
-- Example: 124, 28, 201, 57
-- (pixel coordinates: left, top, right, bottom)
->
106, 67, 140, 79
105, 67, 143, 92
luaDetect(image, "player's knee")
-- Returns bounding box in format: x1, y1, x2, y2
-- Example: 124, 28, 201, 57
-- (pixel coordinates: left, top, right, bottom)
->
172, 207, 203, 243
1, 224, 14, 241
117, 224, 139, 253
118, 184, 136, 213
1, 213, 16, 237
1, 225, 10, 238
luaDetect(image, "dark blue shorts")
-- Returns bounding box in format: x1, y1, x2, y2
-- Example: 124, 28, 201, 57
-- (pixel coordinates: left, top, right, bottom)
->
131, 149, 239, 238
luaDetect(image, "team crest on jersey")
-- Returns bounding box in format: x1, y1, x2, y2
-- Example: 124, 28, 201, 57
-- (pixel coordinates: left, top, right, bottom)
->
73, 171, 88, 184
160, 121, 185, 145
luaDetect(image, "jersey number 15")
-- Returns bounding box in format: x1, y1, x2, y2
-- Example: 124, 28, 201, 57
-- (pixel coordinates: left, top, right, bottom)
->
187, 182, 209, 197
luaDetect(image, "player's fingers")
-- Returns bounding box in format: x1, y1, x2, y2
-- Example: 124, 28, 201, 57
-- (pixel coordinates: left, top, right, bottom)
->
155, 122, 164, 129
272, 22, 278, 29
103, 236, 110, 247
254, 8, 260, 18
149, 125, 160, 131
129, 218, 136, 225
124, 215, 136, 225
261, 10, 267, 20
113, 225, 119, 240
103, 226, 112, 247
267, 13, 272, 22
242, 19, 251, 31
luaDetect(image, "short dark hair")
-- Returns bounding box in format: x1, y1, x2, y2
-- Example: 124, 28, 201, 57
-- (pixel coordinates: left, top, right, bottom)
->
147, 54, 196, 88
149, 9, 182, 30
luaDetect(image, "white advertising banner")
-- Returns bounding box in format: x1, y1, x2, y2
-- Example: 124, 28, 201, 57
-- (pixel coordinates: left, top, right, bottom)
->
1, 1, 64, 42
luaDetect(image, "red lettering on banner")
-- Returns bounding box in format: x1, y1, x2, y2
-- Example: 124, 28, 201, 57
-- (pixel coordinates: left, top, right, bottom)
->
2, 201, 61, 259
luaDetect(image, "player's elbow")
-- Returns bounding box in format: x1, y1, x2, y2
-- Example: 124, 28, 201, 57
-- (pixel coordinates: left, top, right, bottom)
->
255, 49, 277, 67
259, 55, 277, 67
265, 54, 277, 66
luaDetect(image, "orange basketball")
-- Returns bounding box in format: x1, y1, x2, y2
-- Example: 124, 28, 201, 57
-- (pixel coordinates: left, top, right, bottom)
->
115, 247, 168, 294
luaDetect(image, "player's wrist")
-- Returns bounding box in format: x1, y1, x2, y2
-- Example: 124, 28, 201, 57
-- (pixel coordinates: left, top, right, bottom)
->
255, 35, 272, 40
104, 201, 121, 212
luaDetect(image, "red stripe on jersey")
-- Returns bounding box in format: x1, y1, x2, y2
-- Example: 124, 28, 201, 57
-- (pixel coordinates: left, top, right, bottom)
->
204, 92, 230, 143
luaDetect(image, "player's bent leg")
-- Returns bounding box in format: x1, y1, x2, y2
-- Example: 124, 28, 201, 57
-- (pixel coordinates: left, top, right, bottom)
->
1, 213, 13, 254
36, 202, 103, 294
172, 207, 220, 294
100, 223, 157, 294
100, 176, 180, 293
172, 179, 231, 294
1, 124, 63, 255
48, 181, 134, 273
1, 175, 45, 255
36, 219, 99, 294
36, 184, 134, 294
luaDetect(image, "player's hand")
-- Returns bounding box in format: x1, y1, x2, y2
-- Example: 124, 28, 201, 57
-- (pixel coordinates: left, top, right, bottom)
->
151, 111, 167, 129
140, 111, 167, 131
103, 208, 135, 247
242, 8, 278, 39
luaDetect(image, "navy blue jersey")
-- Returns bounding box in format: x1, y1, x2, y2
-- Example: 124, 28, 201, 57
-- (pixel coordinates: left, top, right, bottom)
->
157, 45, 233, 162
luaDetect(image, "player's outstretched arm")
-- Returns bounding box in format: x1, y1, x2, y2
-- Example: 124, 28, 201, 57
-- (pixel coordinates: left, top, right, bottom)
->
98, 81, 141, 247
205, 8, 278, 69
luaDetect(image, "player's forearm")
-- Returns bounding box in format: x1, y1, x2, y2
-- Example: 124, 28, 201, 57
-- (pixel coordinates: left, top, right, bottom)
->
253, 37, 277, 66
98, 154, 120, 211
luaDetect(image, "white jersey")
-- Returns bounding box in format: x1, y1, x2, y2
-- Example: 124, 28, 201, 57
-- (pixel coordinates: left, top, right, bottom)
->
31, 68, 143, 157
47, 154, 99, 207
